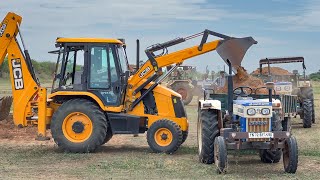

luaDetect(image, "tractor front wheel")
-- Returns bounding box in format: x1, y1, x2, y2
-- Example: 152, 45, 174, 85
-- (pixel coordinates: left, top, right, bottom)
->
214, 136, 227, 174
147, 119, 183, 154
283, 136, 298, 173
51, 99, 107, 153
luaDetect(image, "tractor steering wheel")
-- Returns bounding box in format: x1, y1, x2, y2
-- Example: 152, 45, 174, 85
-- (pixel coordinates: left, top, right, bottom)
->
254, 86, 277, 96
233, 86, 253, 97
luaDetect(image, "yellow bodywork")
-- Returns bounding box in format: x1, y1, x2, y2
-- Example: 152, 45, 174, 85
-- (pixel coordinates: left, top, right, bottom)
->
56, 37, 123, 44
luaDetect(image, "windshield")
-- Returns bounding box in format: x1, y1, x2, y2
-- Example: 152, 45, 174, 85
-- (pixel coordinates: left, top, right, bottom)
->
117, 45, 128, 73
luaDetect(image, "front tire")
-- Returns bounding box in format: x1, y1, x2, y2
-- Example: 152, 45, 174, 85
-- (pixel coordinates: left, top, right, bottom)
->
51, 99, 107, 153
198, 109, 219, 164
214, 136, 227, 174
283, 136, 298, 173
147, 119, 183, 154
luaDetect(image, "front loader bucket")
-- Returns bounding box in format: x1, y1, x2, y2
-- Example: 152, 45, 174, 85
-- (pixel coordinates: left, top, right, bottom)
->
217, 37, 257, 68
0, 96, 13, 121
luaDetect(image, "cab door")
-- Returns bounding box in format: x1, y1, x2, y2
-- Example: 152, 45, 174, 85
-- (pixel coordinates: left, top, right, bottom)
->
88, 45, 122, 106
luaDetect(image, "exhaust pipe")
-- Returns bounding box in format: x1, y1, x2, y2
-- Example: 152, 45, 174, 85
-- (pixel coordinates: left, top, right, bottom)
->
0, 96, 13, 121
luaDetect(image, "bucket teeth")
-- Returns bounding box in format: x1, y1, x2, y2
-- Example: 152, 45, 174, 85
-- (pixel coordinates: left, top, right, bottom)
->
0, 96, 13, 121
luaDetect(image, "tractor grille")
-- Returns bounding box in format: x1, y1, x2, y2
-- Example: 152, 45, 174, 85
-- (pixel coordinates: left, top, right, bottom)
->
280, 95, 297, 117
247, 118, 270, 142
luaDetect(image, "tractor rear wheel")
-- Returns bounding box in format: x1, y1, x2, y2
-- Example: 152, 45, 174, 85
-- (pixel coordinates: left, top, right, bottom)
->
147, 119, 183, 154
214, 136, 227, 174
300, 88, 315, 123
198, 109, 219, 164
283, 136, 298, 173
171, 82, 193, 105
282, 117, 292, 133
51, 99, 107, 153
302, 99, 312, 128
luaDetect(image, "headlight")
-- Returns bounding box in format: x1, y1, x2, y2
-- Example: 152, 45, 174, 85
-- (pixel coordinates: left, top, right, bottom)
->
247, 108, 256, 115
261, 108, 270, 115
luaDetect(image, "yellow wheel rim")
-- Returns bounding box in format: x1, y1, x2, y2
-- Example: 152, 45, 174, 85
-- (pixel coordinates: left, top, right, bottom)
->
154, 128, 173, 147
62, 112, 93, 143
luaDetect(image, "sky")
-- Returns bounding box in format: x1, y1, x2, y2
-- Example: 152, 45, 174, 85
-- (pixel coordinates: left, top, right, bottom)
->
1, 0, 319, 74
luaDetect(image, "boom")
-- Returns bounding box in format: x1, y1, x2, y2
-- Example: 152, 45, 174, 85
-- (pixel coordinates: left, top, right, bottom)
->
127, 30, 257, 109
0, 12, 47, 137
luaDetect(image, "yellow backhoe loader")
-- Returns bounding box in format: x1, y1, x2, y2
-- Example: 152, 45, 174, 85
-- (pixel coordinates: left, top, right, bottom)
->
0, 12, 256, 153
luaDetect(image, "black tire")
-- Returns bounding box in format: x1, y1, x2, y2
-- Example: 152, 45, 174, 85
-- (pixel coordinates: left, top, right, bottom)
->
302, 99, 312, 128
171, 82, 193, 105
0, 96, 13, 121
282, 117, 292, 133
259, 149, 282, 163
102, 126, 113, 145
260, 112, 282, 163
51, 99, 107, 153
283, 136, 298, 173
311, 100, 315, 124
214, 136, 227, 174
300, 87, 315, 123
181, 130, 188, 145
198, 109, 219, 164
147, 119, 183, 154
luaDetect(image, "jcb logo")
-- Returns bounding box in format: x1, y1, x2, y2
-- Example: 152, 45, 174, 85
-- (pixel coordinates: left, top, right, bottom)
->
11, 59, 24, 90
139, 66, 151, 78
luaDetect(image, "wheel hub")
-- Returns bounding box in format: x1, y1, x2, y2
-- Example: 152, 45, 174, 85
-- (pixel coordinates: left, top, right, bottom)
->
161, 133, 168, 140
72, 121, 85, 133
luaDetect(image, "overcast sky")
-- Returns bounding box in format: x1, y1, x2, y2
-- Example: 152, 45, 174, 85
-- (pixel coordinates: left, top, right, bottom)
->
1, 0, 319, 74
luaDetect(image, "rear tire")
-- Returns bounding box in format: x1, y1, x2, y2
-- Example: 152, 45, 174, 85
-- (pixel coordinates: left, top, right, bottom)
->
302, 99, 312, 128
51, 99, 107, 153
214, 136, 227, 174
102, 126, 113, 145
283, 136, 298, 173
198, 109, 219, 164
181, 130, 188, 145
171, 82, 193, 105
147, 119, 183, 154
282, 117, 292, 133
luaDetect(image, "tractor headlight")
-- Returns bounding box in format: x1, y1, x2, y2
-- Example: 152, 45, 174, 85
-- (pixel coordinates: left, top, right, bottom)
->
261, 108, 270, 115
247, 108, 256, 116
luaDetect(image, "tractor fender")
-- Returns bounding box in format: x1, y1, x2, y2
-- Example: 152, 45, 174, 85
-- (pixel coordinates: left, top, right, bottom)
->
199, 99, 221, 110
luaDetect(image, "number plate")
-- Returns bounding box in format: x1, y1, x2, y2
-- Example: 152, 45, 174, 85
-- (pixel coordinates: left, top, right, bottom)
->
249, 132, 273, 138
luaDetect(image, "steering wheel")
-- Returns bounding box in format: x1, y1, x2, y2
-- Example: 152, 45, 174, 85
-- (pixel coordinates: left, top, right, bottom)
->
254, 86, 277, 96
233, 86, 253, 97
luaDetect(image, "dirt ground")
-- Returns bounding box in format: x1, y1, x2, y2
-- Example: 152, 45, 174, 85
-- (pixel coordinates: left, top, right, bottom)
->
0, 83, 320, 179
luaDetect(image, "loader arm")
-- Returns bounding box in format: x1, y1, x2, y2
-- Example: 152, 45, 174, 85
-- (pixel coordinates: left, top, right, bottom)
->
127, 30, 257, 109
0, 12, 46, 133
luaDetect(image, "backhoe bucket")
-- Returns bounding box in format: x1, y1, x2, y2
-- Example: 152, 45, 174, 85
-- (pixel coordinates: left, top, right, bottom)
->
0, 96, 13, 121
217, 37, 257, 68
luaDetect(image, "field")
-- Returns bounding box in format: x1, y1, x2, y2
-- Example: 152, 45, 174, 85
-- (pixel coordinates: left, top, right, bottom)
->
0, 81, 320, 179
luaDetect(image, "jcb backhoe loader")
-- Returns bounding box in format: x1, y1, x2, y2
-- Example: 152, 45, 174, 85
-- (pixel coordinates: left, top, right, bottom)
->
0, 12, 256, 153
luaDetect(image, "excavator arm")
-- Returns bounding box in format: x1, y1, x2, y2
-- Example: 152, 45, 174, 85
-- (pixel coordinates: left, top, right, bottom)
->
0, 12, 46, 137
127, 30, 257, 109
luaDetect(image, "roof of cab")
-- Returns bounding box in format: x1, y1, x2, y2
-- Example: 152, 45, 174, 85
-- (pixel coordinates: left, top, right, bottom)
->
56, 38, 123, 44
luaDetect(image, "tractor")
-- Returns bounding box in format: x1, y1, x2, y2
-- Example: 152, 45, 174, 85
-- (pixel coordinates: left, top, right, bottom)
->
197, 60, 298, 173
255, 57, 315, 128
